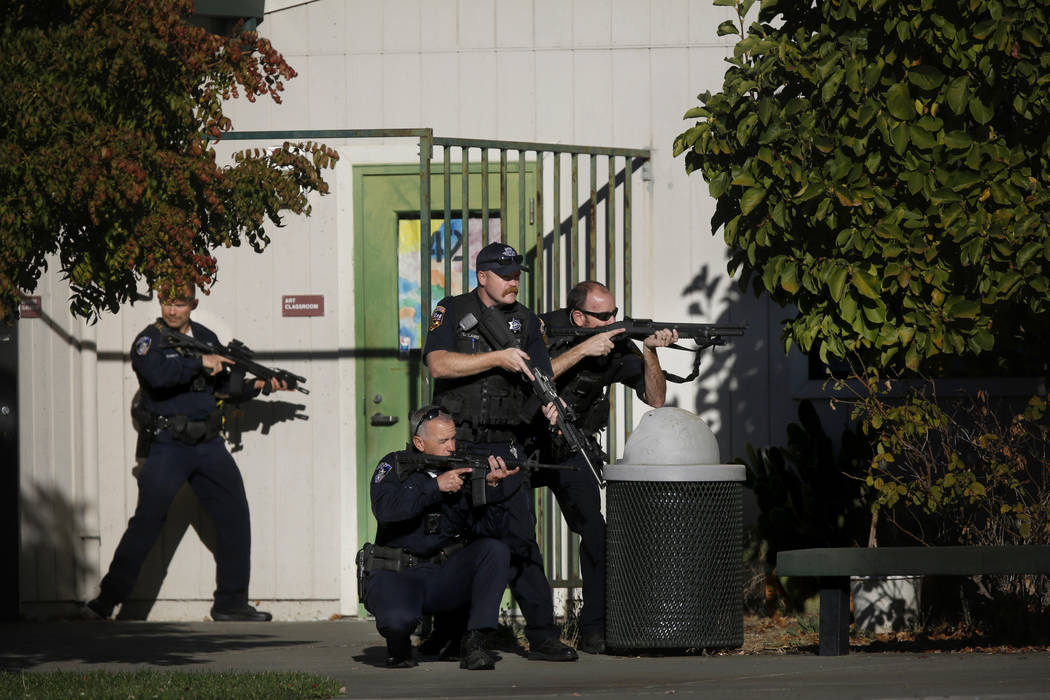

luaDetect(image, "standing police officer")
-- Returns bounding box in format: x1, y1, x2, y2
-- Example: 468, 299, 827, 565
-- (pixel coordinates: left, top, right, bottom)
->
85, 284, 290, 622
362, 405, 516, 670
537, 281, 677, 653
423, 242, 578, 662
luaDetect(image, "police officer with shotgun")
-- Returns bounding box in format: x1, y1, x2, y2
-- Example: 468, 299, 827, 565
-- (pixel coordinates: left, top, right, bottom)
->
85, 283, 299, 622
537, 280, 678, 653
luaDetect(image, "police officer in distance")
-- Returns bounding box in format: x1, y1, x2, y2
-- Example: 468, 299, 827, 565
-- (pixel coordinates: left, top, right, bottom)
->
85, 283, 293, 622
537, 280, 678, 654
423, 241, 578, 662
362, 405, 517, 669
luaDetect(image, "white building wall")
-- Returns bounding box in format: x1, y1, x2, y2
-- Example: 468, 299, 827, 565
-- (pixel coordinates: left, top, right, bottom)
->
232, 0, 798, 438
17, 0, 804, 619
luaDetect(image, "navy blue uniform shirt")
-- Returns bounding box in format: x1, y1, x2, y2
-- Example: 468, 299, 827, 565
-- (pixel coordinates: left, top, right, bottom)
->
131, 319, 258, 420
370, 450, 510, 558
423, 290, 553, 376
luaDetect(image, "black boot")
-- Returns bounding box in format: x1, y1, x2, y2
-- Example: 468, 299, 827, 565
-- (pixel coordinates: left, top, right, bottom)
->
386, 635, 417, 668
83, 597, 114, 620
578, 629, 606, 654
209, 604, 272, 622
459, 630, 496, 670
527, 637, 578, 661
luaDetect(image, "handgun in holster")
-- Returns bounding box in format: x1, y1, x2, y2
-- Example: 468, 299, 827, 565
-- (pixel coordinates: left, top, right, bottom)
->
355, 543, 374, 603
131, 402, 156, 459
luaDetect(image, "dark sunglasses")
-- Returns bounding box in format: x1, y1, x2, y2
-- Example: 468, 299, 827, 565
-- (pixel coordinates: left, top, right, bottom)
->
577, 307, 618, 322
413, 406, 444, 436
487, 254, 523, 265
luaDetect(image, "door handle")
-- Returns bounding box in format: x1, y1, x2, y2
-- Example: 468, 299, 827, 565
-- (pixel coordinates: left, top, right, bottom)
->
370, 412, 399, 427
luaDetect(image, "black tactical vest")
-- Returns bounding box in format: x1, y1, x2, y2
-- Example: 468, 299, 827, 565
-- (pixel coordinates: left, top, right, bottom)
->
543, 309, 613, 435
433, 292, 535, 441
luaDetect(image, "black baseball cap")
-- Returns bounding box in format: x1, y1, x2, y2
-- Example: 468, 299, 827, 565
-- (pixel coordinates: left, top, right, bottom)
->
475, 242, 531, 275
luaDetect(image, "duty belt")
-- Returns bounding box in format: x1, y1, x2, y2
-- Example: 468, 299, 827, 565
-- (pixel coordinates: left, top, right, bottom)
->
357, 542, 465, 575
153, 411, 223, 445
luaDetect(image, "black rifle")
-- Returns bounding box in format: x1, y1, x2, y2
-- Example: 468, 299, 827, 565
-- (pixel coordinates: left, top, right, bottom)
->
396, 450, 573, 505
545, 318, 747, 383
158, 325, 309, 395
460, 307, 606, 488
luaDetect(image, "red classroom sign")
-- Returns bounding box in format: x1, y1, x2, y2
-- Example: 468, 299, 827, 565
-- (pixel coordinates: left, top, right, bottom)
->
282, 295, 324, 317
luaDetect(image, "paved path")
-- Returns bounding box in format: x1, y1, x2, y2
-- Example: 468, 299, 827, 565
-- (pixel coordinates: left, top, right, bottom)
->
3, 619, 1049, 699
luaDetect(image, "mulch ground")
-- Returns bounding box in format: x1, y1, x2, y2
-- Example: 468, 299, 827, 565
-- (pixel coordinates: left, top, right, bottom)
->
736, 614, 1050, 655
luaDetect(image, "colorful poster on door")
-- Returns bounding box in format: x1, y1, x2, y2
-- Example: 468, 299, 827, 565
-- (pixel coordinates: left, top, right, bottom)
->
397, 217, 501, 350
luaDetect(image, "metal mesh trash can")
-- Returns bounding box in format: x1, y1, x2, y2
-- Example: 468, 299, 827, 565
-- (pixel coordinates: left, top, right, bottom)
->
605, 408, 744, 650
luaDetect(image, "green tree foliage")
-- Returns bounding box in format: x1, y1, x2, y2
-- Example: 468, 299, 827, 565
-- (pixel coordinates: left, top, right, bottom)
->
675, 0, 1050, 374
1, 0, 338, 320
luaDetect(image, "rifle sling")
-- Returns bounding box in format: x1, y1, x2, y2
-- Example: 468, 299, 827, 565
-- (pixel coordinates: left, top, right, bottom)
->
662, 347, 704, 384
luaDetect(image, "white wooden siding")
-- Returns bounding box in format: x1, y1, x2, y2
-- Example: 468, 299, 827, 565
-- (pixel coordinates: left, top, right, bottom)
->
17, 0, 801, 619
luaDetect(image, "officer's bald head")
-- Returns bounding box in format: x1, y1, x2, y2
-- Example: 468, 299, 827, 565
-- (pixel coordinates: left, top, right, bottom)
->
410, 405, 456, 456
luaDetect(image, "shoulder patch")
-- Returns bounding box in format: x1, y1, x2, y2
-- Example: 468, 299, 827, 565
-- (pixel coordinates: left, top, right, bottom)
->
429, 305, 446, 331
539, 317, 547, 343
373, 462, 393, 484
134, 336, 152, 356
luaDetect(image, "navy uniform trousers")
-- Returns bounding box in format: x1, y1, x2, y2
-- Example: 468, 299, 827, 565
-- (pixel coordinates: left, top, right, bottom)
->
364, 538, 510, 641
98, 436, 252, 610
463, 440, 561, 646
531, 451, 605, 636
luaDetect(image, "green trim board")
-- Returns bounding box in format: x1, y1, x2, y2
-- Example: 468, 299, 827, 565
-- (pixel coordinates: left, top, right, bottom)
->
352, 161, 536, 561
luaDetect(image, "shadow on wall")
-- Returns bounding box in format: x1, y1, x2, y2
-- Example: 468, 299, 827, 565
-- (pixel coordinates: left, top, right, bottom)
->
852, 575, 920, 634
116, 470, 218, 621
224, 398, 308, 454
678, 261, 765, 443
19, 402, 308, 620
119, 401, 310, 619
21, 483, 94, 608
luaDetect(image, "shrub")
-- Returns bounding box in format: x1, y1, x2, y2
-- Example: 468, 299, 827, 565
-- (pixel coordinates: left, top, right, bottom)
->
842, 370, 1050, 635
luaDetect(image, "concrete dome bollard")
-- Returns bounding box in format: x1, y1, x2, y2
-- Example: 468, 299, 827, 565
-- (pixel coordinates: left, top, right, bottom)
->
604, 407, 745, 651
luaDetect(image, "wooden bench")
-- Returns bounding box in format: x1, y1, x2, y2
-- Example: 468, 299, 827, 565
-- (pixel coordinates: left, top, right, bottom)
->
776, 545, 1050, 655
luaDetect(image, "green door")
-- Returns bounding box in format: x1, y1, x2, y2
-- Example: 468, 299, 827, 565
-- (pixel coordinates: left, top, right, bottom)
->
353, 162, 536, 548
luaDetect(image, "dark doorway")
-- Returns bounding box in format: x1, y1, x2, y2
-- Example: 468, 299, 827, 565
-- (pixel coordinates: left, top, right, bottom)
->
0, 324, 18, 620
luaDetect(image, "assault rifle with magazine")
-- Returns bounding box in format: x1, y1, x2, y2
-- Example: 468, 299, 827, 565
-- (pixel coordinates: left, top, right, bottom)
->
461, 307, 607, 488
545, 318, 747, 383
396, 449, 574, 505
158, 325, 309, 395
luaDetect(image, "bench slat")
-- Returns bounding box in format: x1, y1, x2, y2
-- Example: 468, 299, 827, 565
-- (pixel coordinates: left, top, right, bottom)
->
777, 545, 1050, 577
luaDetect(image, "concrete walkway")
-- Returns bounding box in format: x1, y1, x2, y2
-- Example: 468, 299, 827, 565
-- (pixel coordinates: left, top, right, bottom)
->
3, 619, 1049, 699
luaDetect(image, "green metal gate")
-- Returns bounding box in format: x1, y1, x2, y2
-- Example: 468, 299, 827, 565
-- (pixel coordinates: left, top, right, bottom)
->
225, 128, 651, 595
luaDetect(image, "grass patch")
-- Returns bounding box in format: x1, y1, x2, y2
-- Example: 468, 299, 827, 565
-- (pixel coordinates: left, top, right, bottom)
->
0, 670, 343, 699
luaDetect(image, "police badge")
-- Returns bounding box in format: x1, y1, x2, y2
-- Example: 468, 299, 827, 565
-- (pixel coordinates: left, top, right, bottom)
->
373, 462, 392, 483
429, 305, 446, 331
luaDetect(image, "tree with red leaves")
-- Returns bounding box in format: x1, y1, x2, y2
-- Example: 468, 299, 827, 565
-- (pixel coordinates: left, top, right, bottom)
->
0, 0, 338, 320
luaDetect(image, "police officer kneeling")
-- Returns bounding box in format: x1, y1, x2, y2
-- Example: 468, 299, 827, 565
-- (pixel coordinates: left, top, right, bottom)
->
360, 406, 517, 670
